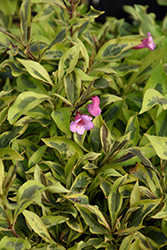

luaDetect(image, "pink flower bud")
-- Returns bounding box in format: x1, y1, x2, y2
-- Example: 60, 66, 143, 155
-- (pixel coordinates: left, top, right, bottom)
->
87, 96, 101, 116
133, 32, 156, 51
70, 114, 94, 135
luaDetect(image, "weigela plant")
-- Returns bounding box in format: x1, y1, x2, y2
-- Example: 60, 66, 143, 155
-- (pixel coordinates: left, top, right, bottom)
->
0, 0, 167, 249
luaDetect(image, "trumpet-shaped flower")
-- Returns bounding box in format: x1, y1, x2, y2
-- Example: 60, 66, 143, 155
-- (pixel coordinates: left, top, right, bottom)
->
70, 114, 94, 135
87, 96, 101, 116
133, 32, 156, 51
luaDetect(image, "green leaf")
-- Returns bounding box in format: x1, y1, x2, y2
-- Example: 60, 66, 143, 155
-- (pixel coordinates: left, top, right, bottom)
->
156, 110, 167, 136
17, 58, 53, 85
139, 186, 157, 199
75, 68, 95, 82
23, 210, 53, 242
109, 60, 142, 77
82, 163, 98, 175
92, 68, 116, 75
139, 88, 167, 114
129, 240, 140, 250
0, 106, 8, 126
8, 91, 50, 124
162, 219, 167, 237
43, 161, 66, 184
108, 175, 127, 229
58, 43, 80, 80
0, 126, 28, 148
51, 93, 72, 106
0, 236, 31, 250
14, 191, 40, 220
94, 36, 142, 64
85, 6, 104, 18
130, 181, 140, 207
76, 238, 105, 250
144, 62, 167, 95
135, 230, 163, 249
78, 40, 89, 71
130, 199, 161, 226
73, 132, 89, 152
42, 215, 69, 228
24, 105, 48, 118
100, 123, 114, 155
31, 0, 65, 8
28, 145, 47, 168
157, 0, 167, 5
119, 234, 134, 250
65, 193, 89, 205
46, 182, 69, 193
109, 133, 131, 161
145, 134, 167, 160
42, 136, 83, 159
128, 45, 167, 86
100, 94, 123, 109
0, 159, 4, 195
116, 226, 145, 236
69, 172, 91, 194
0, 59, 27, 77
19, 0, 31, 44
125, 114, 139, 147
64, 71, 81, 104
3, 165, 17, 192
65, 151, 79, 178
93, 75, 111, 89
0, 31, 11, 49
76, 203, 111, 234
0, 148, 23, 161
79, 152, 101, 163
79, 79, 95, 105
66, 217, 84, 233
103, 100, 123, 130
45, 28, 66, 51
99, 166, 122, 179
129, 148, 161, 178
17, 180, 44, 201
90, 114, 103, 152
17, 74, 47, 94
42, 43, 66, 60
130, 162, 162, 198
51, 108, 71, 137
152, 202, 167, 219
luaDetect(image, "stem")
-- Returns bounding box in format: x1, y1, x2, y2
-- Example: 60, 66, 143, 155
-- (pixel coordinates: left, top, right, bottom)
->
98, 155, 109, 168
67, 0, 75, 40
3, 31, 23, 47
27, 50, 38, 61
3, 201, 19, 238
11, 226, 19, 238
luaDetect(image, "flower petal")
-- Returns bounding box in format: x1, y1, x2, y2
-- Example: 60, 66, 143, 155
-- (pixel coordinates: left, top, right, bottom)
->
76, 126, 85, 135
133, 32, 156, 51
70, 121, 78, 132
70, 114, 94, 135
87, 96, 101, 116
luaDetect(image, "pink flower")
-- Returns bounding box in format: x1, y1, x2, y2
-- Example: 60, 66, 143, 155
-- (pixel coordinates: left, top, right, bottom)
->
87, 96, 101, 116
133, 32, 156, 51
70, 114, 94, 135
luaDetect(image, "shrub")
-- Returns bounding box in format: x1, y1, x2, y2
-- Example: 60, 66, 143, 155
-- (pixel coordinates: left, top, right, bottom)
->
0, 0, 167, 249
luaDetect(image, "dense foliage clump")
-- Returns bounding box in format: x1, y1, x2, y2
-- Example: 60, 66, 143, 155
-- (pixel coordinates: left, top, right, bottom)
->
1, 0, 167, 249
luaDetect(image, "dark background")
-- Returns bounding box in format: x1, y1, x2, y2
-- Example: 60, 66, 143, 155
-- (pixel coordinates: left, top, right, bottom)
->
88, 0, 167, 23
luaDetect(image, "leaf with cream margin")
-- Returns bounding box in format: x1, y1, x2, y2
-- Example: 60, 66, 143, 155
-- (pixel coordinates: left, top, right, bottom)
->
145, 134, 167, 160
139, 88, 167, 114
